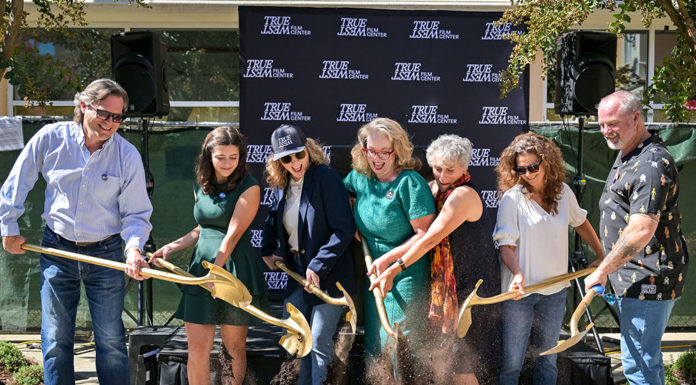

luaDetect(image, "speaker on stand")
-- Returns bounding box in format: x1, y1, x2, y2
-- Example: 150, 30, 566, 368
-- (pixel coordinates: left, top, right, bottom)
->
111, 30, 170, 326
554, 30, 620, 355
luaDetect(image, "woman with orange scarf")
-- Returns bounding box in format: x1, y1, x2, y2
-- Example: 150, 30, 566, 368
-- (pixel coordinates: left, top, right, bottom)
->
369, 134, 502, 385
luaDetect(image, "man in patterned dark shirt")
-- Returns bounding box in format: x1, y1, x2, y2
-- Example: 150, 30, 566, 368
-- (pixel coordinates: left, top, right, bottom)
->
585, 90, 687, 385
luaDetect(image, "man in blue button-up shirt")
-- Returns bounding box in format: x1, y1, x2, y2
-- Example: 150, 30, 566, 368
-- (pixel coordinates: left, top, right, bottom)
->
0, 79, 153, 385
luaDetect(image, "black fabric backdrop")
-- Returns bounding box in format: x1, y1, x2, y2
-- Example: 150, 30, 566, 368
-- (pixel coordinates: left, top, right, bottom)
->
239, 7, 529, 299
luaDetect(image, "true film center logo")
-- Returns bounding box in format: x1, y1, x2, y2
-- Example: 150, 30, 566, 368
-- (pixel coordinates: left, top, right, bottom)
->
481, 21, 521, 40
409, 20, 459, 40
319, 60, 369, 80
243, 59, 294, 79
265, 271, 289, 290
250, 229, 263, 248
337, 104, 379, 122
261, 102, 311, 121
462, 64, 502, 83
337, 17, 387, 38
391, 62, 441, 82
408, 105, 457, 124
478, 106, 526, 125
469, 148, 500, 168
261, 16, 311, 35
480, 190, 501, 209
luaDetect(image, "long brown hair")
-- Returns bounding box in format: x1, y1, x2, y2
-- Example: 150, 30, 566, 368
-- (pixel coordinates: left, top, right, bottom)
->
350, 117, 420, 178
496, 132, 566, 215
196, 126, 248, 195
265, 138, 328, 189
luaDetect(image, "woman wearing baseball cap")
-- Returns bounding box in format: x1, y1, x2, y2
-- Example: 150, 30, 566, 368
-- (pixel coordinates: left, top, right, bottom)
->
261, 124, 356, 385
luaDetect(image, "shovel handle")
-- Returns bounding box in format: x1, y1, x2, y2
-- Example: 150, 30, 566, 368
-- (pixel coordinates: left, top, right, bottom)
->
474, 267, 597, 305
22, 243, 210, 285
570, 286, 600, 335
274, 260, 348, 307
360, 237, 398, 340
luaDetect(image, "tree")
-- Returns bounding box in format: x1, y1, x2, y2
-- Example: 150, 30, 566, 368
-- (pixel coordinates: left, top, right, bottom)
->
0, 0, 147, 106
497, 0, 696, 122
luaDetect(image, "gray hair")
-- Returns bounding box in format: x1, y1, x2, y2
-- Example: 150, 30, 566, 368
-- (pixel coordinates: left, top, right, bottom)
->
426, 134, 474, 169
599, 90, 643, 119
73, 79, 129, 124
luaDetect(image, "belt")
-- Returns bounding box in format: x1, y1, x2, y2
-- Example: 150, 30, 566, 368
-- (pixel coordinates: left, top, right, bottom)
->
58, 233, 118, 247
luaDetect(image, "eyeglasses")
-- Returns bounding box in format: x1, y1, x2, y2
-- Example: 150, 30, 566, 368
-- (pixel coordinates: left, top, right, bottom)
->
513, 158, 543, 176
362, 148, 394, 160
87, 104, 127, 123
280, 150, 307, 164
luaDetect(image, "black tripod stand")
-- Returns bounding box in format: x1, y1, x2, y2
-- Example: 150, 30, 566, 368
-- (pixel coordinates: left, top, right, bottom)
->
568, 115, 620, 353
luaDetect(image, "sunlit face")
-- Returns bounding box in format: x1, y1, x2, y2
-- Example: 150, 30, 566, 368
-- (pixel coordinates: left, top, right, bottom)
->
281, 150, 310, 181
515, 152, 545, 192
211, 145, 240, 184
431, 156, 467, 191
364, 132, 397, 181
598, 97, 641, 152
80, 94, 124, 147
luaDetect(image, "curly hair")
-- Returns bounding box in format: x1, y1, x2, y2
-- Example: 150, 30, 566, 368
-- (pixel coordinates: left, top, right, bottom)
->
265, 138, 328, 189
495, 132, 566, 215
426, 134, 474, 169
195, 126, 248, 196
350, 117, 420, 178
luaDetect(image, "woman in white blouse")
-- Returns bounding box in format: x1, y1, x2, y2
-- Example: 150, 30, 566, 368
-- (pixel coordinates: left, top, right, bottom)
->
493, 132, 603, 385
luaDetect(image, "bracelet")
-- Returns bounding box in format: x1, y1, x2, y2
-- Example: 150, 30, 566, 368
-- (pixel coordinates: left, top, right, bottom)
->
396, 257, 407, 272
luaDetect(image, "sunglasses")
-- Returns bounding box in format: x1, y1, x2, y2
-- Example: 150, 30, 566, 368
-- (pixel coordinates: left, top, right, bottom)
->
280, 150, 307, 164
87, 104, 127, 123
513, 158, 543, 176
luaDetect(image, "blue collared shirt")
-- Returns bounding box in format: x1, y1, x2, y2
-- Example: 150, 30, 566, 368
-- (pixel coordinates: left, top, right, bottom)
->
0, 121, 152, 253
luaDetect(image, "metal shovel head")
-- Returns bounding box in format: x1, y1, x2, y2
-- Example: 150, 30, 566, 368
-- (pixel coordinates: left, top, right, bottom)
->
539, 323, 594, 356
336, 281, 357, 333
200, 261, 253, 307
456, 279, 483, 338
278, 302, 313, 357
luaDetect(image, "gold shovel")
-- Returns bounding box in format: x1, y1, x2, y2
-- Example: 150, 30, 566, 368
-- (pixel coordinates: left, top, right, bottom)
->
540, 285, 605, 356
154, 258, 313, 358
360, 237, 398, 340
22, 244, 312, 357
457, 267, 596, 338
274, 260, 357, 334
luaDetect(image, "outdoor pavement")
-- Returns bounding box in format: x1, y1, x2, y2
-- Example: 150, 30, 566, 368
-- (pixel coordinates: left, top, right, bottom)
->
2, 331, 696, 384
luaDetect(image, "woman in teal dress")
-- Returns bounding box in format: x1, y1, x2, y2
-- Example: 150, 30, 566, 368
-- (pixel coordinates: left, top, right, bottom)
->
151, 126, 268, 385
343, 117, 436, 356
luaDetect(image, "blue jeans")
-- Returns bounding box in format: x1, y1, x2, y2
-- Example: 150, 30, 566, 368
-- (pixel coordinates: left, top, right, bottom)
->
40, 227, 128, 385
618, 296, 676, 385
500, 288, 567, 385
284, 286, 344, 385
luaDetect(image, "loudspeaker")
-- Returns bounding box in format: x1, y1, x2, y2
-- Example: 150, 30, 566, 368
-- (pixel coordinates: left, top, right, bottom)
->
111, 31, 170, 117
554, 31, 617, 116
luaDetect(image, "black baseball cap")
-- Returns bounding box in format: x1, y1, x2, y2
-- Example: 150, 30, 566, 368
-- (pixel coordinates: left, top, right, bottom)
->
271, 124, 307, 161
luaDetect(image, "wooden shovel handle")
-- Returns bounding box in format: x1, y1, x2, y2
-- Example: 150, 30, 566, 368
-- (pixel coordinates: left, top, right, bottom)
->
360, 237, 398, 339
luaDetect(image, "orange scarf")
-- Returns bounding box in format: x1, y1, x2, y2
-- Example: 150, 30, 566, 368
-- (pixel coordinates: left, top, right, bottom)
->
429, 173, 470, 334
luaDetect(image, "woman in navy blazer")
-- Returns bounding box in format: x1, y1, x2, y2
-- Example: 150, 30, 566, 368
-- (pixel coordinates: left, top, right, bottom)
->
261, 124, 356, 385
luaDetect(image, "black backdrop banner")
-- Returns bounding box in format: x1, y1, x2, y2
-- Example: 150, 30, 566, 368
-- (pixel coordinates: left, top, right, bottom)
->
239, 6, 529, 299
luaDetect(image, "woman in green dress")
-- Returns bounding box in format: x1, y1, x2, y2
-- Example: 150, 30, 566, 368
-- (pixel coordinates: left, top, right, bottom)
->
151, 126, 268, 385
343, 117, 436, 356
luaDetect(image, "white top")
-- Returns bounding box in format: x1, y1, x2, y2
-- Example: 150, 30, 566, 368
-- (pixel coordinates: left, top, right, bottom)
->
493, 183, 587, 296
283, 177, 303, 252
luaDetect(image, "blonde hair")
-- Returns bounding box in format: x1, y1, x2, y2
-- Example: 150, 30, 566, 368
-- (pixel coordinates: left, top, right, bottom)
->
349, 117, 420, 178
265, 137, 328, 189
495, 132, 566, 215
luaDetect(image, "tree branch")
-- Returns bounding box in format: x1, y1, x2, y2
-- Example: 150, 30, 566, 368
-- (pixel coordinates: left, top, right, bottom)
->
674, 0, 696, 54
3, 0, 24, 62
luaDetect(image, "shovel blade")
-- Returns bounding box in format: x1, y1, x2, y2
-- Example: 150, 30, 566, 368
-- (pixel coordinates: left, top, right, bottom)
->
280, 302, 313, 357
336, 282, 357, 334
202, 261, 253, 307
539, 323, 594, 356
457, 279, 483, 338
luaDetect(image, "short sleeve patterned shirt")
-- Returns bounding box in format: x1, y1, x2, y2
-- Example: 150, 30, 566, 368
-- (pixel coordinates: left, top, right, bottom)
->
599, 135, 687, 300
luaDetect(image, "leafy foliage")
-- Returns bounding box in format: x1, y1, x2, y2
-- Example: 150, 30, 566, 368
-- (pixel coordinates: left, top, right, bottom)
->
666, 350, 696, 385
12, 364, 43, 385
0, 341, 28, 373
0, 0, 148, 107
498, 0, 696, 122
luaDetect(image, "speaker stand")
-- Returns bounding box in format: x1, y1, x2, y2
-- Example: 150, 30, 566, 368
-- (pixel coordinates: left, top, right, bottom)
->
138, 117, 155, 326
